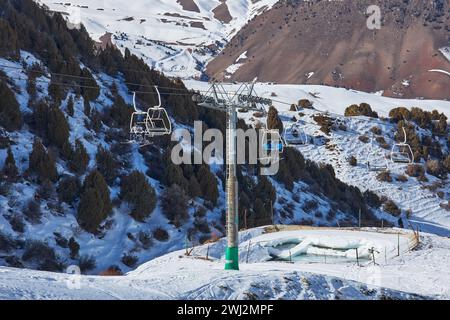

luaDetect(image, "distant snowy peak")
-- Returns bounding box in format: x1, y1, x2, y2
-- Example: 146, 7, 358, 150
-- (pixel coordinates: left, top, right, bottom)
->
34, 0, 278, 78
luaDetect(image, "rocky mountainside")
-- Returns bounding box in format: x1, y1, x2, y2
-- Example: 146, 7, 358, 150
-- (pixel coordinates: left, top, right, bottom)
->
207, 0, 450, 99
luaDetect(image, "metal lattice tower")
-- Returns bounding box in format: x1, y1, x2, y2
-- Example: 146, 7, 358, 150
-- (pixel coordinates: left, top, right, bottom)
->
192, 81, 271, 270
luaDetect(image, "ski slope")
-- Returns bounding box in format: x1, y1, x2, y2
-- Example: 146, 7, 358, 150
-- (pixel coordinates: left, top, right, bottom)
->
0, 227, 448, 300
185, 81, 450, 236
34, 0, 278, 78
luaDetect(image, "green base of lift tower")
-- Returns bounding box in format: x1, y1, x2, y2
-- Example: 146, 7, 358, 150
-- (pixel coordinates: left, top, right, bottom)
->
225, 247, 239, 270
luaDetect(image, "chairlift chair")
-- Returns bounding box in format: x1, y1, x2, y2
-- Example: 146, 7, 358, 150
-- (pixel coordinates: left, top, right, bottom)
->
129, 92, 150, 144
391, 127, 414, 164
129, 87, 172, 146
366, 137, 388, 172
262, 130, 284, 153
259, 113, 285, 164
260, 130, 284, 165
145, 86, 172, 137
283, 122, 308, 146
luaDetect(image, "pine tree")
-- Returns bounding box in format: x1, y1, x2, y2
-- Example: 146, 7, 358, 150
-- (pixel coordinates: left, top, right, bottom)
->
109, 94, 132, 128
0, 19, 18, 57
2, 147, 19, 182
69, 140, 89, 175
0, 80, 22, 131
254, 176, 276, 205
83, 99, 91, 117
120, 171, 156, 222
161, 184, 189, 227
83, 170, 112, 214
68, 237, 80, 259
197, 165, 219, 205
67, 95, 74, 117
163, 163, 188, 191
77, 188, 104, 233
77, 170, 112, 233
253, 198, 271, 226
96, 146, 118, 185
28, 138, 58, 182
57, 176, 81, 204
188, 176, 201, 198
80, 68, 100, 102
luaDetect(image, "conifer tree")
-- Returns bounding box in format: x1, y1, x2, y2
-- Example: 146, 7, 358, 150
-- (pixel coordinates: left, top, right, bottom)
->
28, 138, 58, 182
67, 95, 74, 117
197, 165, 219, 205
163, 163, 188, 191
110, 94, 132, 128
161, 184, 189, 227
0, 80, 22, 131
2, 147, 19, 182
120, 171, 156, 221
77, 188, 104, 233
188, 176, 202, 198
96, 146, 118, 185
69, 140, 89, 175
57, 176, 81, 204
77, 170, 112, 233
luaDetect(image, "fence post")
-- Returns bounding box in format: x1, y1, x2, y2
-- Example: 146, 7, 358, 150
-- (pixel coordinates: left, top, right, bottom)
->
397, 233, 400, 256
289, 250, 292, 264
206, 244, 210, 260
355, 248, 359, 267
371, 247, 376, 266
359, 209, 361, 229
246, 240, 251, 264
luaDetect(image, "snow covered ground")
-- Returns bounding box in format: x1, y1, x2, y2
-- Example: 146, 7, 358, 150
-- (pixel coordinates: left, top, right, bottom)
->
35, 0, 277, 78
185, 81, 450, 118
185, 80, 450, 237
0, 227, 447, 300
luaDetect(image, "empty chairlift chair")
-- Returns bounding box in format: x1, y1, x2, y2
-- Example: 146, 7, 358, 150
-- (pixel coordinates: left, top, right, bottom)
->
129, 86, 172, 147
145, 86, 172, 137
391, 127, 414, 164
283, 122, 308, 146
130, 92, 150, 145
366, 136, 388, 172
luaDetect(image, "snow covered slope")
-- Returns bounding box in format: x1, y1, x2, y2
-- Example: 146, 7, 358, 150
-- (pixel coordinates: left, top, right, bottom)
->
34, 0, 277, 78
185, 81, 450, 118
0, 227, 447, 300
186, 81, 450, 236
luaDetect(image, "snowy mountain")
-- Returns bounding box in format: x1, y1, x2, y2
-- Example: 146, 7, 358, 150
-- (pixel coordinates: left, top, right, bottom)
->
0, 0, 449, 301
1, 0, 400, 276
34, 0, 278, 79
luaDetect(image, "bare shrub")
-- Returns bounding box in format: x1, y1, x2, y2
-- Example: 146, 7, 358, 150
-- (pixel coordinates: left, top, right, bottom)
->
376, 171, 393, 183
383, 200, 401, 216
153, 227, 170, 242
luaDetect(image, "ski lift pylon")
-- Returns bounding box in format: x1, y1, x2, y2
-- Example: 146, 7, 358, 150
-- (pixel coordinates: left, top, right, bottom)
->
391, 127, 414, 164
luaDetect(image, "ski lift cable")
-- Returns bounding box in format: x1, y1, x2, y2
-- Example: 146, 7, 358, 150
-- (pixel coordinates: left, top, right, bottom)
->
0, 63, 216, 93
